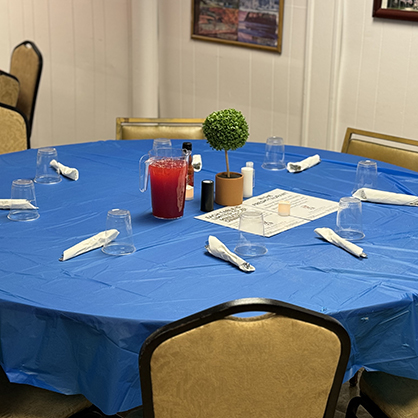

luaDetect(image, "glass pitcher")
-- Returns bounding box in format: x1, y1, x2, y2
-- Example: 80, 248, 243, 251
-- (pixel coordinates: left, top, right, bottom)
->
139, 147, 189, 220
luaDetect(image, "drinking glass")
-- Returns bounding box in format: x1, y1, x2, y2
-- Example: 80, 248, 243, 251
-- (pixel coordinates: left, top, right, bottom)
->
34, 147, 61, 184
335, 197, 364, 241
234, 210, 267, 257
102, 209, 136, 255
262, 137, 285, 171
152, 138, 172, 149
353, 160, 378, 192
8, 179, 40, 221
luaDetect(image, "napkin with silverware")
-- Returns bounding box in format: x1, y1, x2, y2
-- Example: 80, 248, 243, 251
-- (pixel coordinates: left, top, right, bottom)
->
352, 188, 418, 206
192, 154, 202, 172
60, 229, 119, 261
287, 154, 321, 173
205, 235, 255, 272
315, 227, 367, 258
50, 159, 79, 181
0, 199, 38, 210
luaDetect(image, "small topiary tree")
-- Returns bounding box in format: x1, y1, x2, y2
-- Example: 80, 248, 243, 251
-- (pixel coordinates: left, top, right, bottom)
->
203, 108, 249, 178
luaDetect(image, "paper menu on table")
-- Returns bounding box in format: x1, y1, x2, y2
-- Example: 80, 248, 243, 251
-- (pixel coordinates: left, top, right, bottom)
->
195, 188, 339, 237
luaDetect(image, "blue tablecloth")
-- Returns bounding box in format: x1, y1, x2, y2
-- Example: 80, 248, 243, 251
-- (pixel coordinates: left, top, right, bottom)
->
1, 140, 418, 414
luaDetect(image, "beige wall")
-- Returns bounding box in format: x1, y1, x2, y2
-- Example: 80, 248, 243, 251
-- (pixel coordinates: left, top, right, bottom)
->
159, 0, 308, 146
1, 0, 418, 151
0, 0, 133, 148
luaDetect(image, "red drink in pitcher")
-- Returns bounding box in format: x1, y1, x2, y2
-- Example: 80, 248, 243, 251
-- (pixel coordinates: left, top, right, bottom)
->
149, 158, 188, 219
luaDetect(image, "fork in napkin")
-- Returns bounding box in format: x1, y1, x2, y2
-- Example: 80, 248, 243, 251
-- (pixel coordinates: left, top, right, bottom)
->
50, 160, 79, 181
205, 235, 255, 272
315, 227, 367, 258
0, 199, 38, 209
352, 188, 418, 206
287, 154, 321, 173
60, 229, 119, 261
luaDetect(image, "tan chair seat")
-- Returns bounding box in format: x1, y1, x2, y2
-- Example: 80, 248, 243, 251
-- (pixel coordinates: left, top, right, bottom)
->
0, 367, 92, 418
346, 370, 418, 417
362, 371, 418, 418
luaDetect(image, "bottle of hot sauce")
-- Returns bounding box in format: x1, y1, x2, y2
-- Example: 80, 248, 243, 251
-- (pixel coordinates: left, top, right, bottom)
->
182, 142, 194, 200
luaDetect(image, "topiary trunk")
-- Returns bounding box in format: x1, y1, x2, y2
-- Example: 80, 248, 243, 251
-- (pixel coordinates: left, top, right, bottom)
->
225, 149, 230, 178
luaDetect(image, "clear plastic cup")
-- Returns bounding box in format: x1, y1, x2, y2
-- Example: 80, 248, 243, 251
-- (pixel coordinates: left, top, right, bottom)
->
353, 160, 378, 193
234, 210, 267, 257
262, 136, 285, 171
8, 179, 40, 221
102, 209, 136, 255
152, 138, 172, 149
335, 197, 364, 241
34, 147, 61, 184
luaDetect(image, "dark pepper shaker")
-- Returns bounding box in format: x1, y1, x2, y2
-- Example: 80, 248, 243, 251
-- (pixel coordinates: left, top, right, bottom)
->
200, 180, 214, 212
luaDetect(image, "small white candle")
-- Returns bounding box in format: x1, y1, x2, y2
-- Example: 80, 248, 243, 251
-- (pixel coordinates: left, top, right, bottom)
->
278, 201, 290, 216
185, 185, 194, 200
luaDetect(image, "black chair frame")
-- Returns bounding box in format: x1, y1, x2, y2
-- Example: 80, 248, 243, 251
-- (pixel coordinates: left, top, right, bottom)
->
346, 392, 389, 417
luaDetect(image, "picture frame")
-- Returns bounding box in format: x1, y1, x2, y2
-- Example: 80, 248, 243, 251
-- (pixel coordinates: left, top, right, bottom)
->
373, 0, 418, 22
191, 0, 284, 54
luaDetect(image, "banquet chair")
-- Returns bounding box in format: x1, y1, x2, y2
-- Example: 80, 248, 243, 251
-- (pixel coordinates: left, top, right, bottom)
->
0, 365, 93, 418
116, 118, 205, 140
346, 370, 418, 418
341, 127, 418, 172
138, 297, 351, 418
0, 70, 20, 107
9, 40, 43, 136
0, 103, 29, 154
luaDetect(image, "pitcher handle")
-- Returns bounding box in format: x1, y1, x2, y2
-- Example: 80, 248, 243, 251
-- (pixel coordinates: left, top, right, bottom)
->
139, 154, 151, 192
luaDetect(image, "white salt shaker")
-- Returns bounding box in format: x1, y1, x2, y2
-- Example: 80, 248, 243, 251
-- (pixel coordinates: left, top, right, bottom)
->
246, 161, 255, 188
242, 165, 254, 198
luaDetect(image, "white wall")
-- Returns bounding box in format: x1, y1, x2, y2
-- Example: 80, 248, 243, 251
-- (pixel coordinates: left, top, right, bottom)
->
337, 0, 418, 144
0, 0, 133, 148
1, 0, 418, 151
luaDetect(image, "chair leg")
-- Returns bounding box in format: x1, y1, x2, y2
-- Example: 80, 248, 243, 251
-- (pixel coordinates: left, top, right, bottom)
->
349, 371, 359, 387
346, 394, 389, 418
346, 396, 362, 418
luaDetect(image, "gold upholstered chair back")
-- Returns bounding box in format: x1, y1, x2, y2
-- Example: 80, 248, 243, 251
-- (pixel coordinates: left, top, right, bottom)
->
341, 127, 418, 172
139, 297, 351, 418
0, 70, 20, 107
0, 103, 29, 154
116, 118, 205, 140
9, 40, 43, 136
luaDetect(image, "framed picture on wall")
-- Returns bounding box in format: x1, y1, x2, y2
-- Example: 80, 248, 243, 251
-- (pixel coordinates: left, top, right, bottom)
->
191, 0, 284, 54
373, 0, 418, 22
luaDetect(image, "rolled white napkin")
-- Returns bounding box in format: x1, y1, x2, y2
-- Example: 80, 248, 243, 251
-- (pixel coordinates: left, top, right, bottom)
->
192, 154, 202, 172
315, 227, 367, 258
50, 159, 79, 181
287, 154, 321, 173
60, 229, 119, 261
353, 188, 418, 206
0, 199, 38, 209
205, 235, 255, 272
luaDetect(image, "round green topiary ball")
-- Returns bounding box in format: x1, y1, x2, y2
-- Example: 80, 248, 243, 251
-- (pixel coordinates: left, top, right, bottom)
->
203, 108, 249, 152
